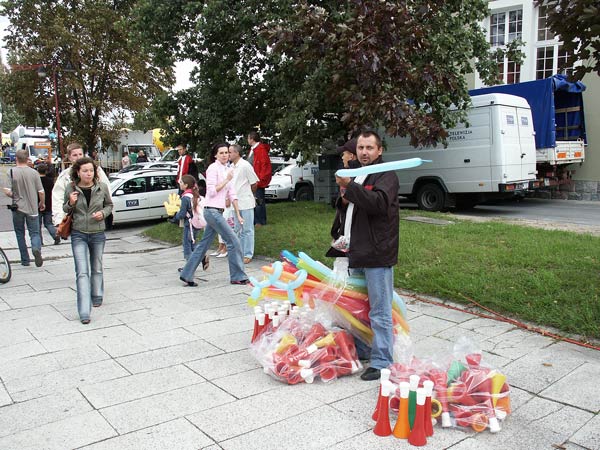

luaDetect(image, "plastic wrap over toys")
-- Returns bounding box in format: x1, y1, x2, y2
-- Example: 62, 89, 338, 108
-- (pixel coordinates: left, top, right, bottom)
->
250, 302, 363, 384
247, 250, 410, 351
383, 337, 511, 436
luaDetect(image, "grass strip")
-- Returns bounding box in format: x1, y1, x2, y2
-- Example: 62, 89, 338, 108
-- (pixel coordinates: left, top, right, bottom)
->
143, 202, 600, 339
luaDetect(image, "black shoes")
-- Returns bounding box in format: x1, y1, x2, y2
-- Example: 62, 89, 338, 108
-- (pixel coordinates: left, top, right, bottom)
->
360, 367, 381, 381
180, 276, 198, 287
202, 256, 210, 271
230, 279, 250, 285
54, 236, 61, 245
32, 249, 43, 267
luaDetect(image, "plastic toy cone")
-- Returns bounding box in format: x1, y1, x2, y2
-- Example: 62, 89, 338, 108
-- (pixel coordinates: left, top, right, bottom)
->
490, 372, 507, 407
250, 313, 266, 343
371, 369, 391, 421
496, 393, 512, 415
334, 331, 361, 373
408, 388, 427, 446
423, 380, 434, 437
408, 374, 420, 429
307, 333, 335, 353
275, 333, 297, 354
393, 382, 410, 439
303, 323, 327, 347
373, 381, 393, 437
447, 360, 467, 385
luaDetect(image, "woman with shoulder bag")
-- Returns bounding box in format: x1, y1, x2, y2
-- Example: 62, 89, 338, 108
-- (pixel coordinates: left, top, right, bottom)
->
63, 157, 113, 324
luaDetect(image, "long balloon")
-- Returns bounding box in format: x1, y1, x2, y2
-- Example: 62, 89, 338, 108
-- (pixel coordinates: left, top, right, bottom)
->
335, 158, 431, 177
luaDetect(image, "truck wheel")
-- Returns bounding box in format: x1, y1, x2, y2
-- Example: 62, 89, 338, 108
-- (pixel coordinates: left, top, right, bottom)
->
295, 185, 314, 202
416, 183, 445, 211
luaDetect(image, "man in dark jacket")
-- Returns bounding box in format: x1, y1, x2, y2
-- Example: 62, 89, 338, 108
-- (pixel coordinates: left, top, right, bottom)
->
335, 130, 399, 381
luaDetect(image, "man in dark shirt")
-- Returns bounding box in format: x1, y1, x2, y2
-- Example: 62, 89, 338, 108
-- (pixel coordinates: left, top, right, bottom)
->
37, 163, 61, 245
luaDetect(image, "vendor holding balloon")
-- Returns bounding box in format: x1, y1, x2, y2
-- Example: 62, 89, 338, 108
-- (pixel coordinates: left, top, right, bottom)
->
334, 130, 400, 381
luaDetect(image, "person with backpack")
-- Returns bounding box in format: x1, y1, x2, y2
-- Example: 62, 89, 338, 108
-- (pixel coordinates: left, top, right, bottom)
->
179, 142, 248, 287
169, 174, 209, 272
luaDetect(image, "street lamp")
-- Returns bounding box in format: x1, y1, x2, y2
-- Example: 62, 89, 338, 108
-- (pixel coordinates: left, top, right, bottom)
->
10, 60, 75, 167
36, 61, 75, 167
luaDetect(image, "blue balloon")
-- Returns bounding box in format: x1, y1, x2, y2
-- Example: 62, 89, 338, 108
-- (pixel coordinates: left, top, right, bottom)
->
335, 158, 431, 178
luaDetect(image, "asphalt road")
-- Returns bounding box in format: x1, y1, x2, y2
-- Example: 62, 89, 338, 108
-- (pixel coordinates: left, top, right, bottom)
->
401, 197, 600, 228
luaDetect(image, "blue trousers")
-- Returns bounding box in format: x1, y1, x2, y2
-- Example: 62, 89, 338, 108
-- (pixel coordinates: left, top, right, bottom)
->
180, 207, 247, 283
71, 230, 106, 321
12, 210, 41, 265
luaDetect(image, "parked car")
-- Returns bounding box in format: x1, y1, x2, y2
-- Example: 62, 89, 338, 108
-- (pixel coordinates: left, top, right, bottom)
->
107, 168, 205, 226
265, 161, 318, 201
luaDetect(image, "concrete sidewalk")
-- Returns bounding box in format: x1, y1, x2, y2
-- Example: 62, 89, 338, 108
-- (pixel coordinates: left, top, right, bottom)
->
0, 228, 598, 450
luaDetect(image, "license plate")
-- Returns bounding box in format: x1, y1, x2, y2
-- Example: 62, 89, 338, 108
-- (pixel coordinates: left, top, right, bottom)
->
126, 199, 139, 207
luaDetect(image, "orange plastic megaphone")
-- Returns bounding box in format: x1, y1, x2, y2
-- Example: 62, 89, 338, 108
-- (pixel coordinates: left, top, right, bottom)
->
334, 331, 362, 373
302, 322, 327, 347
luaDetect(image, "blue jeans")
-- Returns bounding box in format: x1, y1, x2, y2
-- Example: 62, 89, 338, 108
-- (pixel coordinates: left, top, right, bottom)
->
39, 210, 57, 244
71, 230, 106, 320
254, 188, 267, 225
182, 221, 199, 260
234, 208, 255, 259
351, 267, 394, 369
181, 207, 247, 283
12, 210, 41, 265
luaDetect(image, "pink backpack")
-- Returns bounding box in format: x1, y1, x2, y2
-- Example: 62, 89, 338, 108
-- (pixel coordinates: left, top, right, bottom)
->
183, 193, 207, 229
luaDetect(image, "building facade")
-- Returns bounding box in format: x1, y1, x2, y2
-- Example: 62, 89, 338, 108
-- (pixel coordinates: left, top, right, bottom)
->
472, 1, 599, 200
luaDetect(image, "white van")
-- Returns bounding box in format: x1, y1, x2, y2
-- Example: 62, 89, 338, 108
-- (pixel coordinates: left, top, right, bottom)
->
384, 93, 538, 210
266, 160, 318, 201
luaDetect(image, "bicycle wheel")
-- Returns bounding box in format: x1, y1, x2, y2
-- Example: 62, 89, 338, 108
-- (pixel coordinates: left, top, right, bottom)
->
0, 248, 11, 284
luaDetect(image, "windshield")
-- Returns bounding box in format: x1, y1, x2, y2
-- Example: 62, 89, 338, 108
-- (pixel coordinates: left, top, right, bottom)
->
161, 149, 178, 161
274, 164, 295, 176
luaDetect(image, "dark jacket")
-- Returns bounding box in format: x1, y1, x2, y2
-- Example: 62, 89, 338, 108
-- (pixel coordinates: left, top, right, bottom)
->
340, 157, 399, 268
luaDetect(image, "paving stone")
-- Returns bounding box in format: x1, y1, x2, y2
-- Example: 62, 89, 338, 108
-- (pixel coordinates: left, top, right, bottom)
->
80, 364, 204, 409
211, 367, 285, 399
457, 317, 516, 338
0, 301, 9, 312
570, 413, 600, 450
185, 315, 254, 339
502, 343, 587, 393
219, 404, 369, 450
506, 396, 594, 444
2, 287, 75, 309
0, 389, 92, 438
116, 339, 223, 373
329, 388, 378, 427
6, 359, 129, 402
408, 301, 474, 324
539, 362, 600, 412
481, 329, 556, 360
0, 324, 34, 348
0, 340, 47, 364
0, 345, 110, 381
82, 417, 213, 450
185, 349, 262, 380
100, 382, 235, 434
0, 383, 11, 407
27, 315, 124, 339
328, 427, 468, 450
410, 335, 454, 360
41, 324, 141, 352
0, 410, 116, 450
187, 387, 323, 442
294, 372, 375, 405
202, 330, 250, 353
408, 315, 457, 337
0, 304, 66, 325
98, 327, 199, 358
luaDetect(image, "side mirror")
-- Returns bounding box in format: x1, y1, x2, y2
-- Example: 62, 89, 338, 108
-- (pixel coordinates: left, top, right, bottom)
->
114, 189, 124, 196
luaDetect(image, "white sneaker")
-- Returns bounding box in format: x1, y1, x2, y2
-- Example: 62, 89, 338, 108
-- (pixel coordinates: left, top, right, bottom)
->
216, 252, 228, 258
209, 251, 220, 256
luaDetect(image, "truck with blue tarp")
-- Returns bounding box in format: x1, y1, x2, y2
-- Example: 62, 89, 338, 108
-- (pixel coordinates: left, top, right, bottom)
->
470, 74, 587, 187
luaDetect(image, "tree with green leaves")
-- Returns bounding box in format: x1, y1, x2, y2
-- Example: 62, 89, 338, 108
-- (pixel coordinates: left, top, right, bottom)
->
133, 0, 514, 160
535, 0, 600, 80
1, 0, 173, 155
